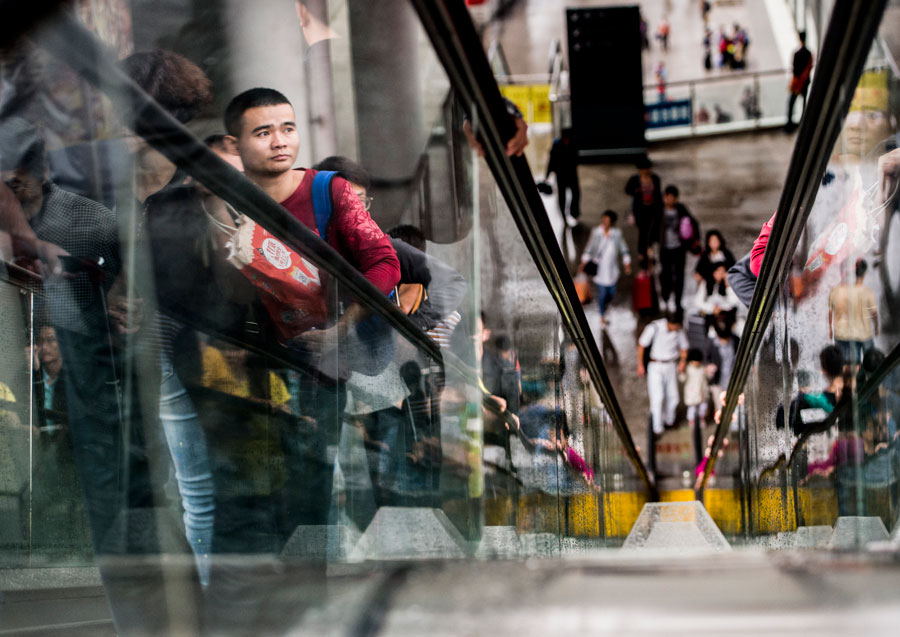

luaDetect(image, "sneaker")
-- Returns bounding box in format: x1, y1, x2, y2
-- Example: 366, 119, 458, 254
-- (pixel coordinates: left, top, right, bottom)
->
667, 297, 677, 313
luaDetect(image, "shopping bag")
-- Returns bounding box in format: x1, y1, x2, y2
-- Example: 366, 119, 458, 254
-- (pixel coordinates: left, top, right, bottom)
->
226, 216, 328, 342
574, 275, 593, 304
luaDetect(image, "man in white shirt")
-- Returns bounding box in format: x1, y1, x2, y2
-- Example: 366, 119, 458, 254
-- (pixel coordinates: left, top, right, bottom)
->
637, 310, 688, 433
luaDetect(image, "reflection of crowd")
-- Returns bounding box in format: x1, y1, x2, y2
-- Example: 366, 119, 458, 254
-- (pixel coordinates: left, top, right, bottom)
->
0, 16, 490, 628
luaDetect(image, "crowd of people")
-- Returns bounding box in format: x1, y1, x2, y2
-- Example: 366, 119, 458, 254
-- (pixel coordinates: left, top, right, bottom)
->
576, 155, 748, 477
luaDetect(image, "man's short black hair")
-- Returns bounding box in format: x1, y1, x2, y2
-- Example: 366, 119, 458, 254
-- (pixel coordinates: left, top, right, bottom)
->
0, 116, 46, 179
687, 348, 703, 363
798, 31, 807, 44
602, 209, 618, 225
664, 184, 679, 197
636, 156, 652, 170
494, 333, 512, 352
224, 88, 291, 136
713, 322, 733, 340
855, 258, 868, 279
820, 345, 843, 379
204, 134, 228, 149
666, 309, 684, 325
312, 155, 371, 190
387, 225, 426, 252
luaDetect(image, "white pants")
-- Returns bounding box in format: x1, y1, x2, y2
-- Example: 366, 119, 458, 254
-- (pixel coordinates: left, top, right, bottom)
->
647, 361, 679, 434
686, 402, 708, 424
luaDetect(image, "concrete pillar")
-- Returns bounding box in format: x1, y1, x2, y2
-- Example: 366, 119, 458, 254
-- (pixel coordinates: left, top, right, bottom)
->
224, 0, 313, 167
348, 0, 425, 228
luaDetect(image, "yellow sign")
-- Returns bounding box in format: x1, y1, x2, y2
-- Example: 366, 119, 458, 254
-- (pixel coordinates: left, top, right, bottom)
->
499, 84, 552, 124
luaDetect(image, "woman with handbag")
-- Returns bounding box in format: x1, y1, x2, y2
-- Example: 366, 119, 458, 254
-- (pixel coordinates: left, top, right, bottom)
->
579, 210, 632, 326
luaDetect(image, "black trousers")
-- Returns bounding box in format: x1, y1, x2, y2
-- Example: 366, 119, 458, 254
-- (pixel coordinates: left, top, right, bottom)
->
557, 178, 580, 218
787, 86, 808, 125
659, 247, 687, 309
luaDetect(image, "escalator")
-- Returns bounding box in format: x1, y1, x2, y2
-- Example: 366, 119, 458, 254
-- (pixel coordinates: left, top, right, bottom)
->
0, 0, 899, 634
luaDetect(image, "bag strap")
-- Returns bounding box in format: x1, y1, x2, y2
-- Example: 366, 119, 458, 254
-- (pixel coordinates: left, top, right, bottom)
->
312, 170, 337, 240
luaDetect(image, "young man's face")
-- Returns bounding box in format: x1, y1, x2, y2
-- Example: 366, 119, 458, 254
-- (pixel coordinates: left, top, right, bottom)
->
663, 193, 677, 208
228, 103, 299, 177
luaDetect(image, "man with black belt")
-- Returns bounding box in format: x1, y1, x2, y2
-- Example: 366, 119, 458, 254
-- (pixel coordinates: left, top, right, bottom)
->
637, 310, 688, 477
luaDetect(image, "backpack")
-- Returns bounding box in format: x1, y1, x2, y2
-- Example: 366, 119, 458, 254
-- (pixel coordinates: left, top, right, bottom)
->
311, 171, 396, 378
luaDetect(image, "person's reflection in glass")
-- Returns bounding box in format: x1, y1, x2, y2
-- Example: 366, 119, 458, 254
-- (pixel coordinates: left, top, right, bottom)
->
777, 345, 845, 436
0, 116, 127, 546
828, 258, 879, 367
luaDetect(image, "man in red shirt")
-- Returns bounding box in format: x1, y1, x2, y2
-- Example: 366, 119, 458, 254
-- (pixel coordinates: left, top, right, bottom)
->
219, 88, 401, 538
223, 87, 400, 348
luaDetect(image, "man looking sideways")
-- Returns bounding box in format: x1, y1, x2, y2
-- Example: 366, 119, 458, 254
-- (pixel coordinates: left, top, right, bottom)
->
219, 88, 400, 546
222, 87, 400, 351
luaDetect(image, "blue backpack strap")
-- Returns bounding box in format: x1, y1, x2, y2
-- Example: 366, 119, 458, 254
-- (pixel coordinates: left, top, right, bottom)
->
311, 170, 337, 240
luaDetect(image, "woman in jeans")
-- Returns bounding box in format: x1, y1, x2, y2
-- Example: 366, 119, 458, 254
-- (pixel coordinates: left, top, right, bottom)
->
580, 210, 632, 326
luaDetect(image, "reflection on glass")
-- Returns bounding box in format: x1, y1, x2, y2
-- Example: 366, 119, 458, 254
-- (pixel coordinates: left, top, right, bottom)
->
0, 1, 653, 633
740, 21, 900, 544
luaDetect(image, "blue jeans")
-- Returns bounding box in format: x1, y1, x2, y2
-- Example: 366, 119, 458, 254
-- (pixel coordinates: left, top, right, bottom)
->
159, 356, 214, 587
836, 339, 873, 366
594, 283, 617, 316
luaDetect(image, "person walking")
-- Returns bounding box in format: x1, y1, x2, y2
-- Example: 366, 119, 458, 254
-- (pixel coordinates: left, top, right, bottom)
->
624, 157, 663, 261
637, 310, 688, 476
655, 185, 700, 312
786, 31, 813, 132
580, 210, 632, 326
545, 128, 581, 222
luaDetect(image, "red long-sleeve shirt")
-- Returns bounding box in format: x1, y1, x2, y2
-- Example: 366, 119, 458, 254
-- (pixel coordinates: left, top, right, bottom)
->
280, 169, 400, 294
750, 212, 776, 277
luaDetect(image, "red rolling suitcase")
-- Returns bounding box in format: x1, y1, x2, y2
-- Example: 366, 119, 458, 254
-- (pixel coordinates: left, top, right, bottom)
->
632, 269, 653, 313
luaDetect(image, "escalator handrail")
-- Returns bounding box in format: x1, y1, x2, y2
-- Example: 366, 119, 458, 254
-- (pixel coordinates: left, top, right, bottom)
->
33, 12, 444, 369
698, 0, 889, 492
409, 0, 654, 494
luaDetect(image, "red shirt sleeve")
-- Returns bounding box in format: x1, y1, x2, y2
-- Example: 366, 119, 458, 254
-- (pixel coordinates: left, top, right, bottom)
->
750, 212, 776, 277
329, 178, 400, 294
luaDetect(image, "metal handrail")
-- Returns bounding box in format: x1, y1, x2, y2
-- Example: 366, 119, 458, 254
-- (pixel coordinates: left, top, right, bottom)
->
659, 67, 789, 90
697, 0, 889, 493
409, 0, 655, 495
487, 39, 513, 77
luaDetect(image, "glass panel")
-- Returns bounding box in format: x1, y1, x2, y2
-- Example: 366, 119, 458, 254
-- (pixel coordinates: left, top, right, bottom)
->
0, 1, 650, 632
733, 11, 900, 548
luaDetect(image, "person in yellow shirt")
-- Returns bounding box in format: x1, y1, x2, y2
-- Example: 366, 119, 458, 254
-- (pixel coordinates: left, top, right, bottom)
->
829, 258, 879, 366
201, 341, 291, 501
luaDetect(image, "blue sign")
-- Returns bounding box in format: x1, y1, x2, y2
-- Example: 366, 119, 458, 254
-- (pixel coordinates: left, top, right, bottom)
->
646, 99, 692, 128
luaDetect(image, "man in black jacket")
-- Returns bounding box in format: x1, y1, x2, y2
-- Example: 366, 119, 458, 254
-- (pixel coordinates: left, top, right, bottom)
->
545, 128, 580, 221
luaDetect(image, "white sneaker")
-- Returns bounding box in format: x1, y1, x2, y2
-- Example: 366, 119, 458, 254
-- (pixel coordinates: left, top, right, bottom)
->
667, 298, 677, 313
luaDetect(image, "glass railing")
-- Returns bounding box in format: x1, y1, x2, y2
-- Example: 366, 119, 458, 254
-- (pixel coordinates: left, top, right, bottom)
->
698, 0, 898, 547
644, 69, 794, 141
0, 0, 650, 632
